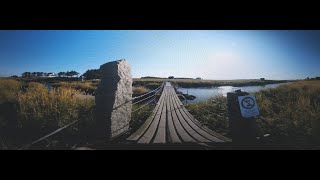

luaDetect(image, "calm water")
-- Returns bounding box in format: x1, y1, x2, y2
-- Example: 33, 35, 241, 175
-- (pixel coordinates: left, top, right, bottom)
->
177, 83, 290, 103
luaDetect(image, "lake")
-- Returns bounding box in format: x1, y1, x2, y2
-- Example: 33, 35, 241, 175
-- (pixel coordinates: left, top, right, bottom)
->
177, 83, 290, 103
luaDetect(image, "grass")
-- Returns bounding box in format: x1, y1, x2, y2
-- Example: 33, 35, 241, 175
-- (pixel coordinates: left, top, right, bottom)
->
0, 79, 95, 149
51, 81, 97, 95
133, 86, 149, 95
185, 80, 320, 145
133, 78, 291, 88
186, 94, 229, 136
1, 77, 316, 148
131, 104, 154, 132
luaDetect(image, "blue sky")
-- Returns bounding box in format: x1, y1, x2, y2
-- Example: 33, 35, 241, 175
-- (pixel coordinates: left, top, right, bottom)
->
0, 30, 319, 80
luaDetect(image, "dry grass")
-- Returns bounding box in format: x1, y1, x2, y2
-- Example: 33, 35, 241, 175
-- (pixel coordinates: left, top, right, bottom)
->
52, 81, 97, 94
255, 80, 320, 143
186, 80, 320, 144
0, 79, 96, 149
0, 79, 21, 104
17, 82, 95, 129
133, 86, 149, 95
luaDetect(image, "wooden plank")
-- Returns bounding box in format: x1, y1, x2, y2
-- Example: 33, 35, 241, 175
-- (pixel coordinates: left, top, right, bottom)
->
152, 86, 168, 143
168, 87, 196, 143
126, 88, 165, 141
170, 88, 211, 143
171, 91, 225, 142
137, 89, 166, 144
166, 87, 182, 143
183, 109, 232, 142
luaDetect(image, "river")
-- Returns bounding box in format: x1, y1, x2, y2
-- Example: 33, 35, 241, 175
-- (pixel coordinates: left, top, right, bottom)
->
177, 83, 291, 103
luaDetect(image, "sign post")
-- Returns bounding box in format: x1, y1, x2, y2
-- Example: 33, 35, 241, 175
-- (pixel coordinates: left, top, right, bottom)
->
227, 90, 259, 144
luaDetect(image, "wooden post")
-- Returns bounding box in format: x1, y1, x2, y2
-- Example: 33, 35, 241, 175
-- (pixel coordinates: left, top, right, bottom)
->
227, 90, 258, 145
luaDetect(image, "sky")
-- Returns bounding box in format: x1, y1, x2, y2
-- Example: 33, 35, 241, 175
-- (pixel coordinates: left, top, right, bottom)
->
0, 30, 319, 80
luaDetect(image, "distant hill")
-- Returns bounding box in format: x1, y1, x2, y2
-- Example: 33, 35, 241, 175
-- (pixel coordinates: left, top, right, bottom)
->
141, 76, 166, 79
140, 76, 194, 79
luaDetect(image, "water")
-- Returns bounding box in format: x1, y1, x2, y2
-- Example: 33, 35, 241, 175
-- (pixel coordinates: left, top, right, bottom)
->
177, 83, 290, 103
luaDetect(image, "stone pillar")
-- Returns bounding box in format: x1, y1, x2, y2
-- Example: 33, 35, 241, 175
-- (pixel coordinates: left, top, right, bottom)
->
95, 59, 132, 139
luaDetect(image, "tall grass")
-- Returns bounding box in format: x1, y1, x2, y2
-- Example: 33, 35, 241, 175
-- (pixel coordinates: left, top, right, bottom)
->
0, 79, 21, 103
133, 86, 149, 95
51, 81, 97, 95
186, 80, 320, 144
17, 82, 94, 129
255, 80, 320, 143
0, 79, 95, 149
186, 94, 229, 136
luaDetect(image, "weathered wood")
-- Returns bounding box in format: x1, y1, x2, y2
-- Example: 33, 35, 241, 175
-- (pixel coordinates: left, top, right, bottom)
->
126, 88, 164, 141
127, 82, 231, 144
168, 88, 196, 143
171, 92, 225, 142
137, 89, 166, 144
153, 87, 167, 143
170, 88, 211, 143
166, 89, 182, 143
184, 109, 232, 142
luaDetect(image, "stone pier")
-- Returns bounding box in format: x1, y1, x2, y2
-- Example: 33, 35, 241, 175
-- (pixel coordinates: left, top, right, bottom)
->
95, 59, 132, 139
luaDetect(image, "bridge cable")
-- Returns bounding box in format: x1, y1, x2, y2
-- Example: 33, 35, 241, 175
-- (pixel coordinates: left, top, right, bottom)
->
18, 84, 164, 150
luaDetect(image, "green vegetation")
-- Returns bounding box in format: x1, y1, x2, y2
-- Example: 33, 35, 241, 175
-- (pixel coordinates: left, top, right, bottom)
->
133, 78, 292, 88
186, 95, 229, 136
186, 80, 320, 144
1, 76, 317, 148
131, 104, 154, 132
0, 78, 95, 149
81, 69, 101, 80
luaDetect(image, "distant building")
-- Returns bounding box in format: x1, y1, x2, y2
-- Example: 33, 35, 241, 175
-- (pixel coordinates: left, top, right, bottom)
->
196, 77, 202, 80
168, 76, 174, 79
47, 73, 56, 77
260, 78, 265, 81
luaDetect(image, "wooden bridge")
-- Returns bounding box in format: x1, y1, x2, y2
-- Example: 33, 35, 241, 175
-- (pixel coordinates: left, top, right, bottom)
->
19, 60, 233, 150
126, 82, 231, 145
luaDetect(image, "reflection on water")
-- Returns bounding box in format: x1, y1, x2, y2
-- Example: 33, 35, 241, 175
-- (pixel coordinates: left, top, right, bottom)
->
178, 83, 290, 103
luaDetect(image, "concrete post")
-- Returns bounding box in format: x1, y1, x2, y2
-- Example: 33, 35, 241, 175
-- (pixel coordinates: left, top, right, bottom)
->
95, 59, 132, 139
227, 90, 258, 144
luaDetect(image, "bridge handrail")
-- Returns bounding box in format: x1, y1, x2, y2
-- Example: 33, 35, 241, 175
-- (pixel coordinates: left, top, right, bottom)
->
18, 83, 165, 150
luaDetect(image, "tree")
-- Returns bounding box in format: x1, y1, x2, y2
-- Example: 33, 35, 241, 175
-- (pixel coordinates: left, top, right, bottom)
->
58, 72, 66, 77
22, 72, 32, 77
70, 70, 79, 77
168, 76, 174, 79
82, 69, 101, 80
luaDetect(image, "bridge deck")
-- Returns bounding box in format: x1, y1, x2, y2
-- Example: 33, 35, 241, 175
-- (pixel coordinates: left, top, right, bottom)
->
127, 82, 231, 144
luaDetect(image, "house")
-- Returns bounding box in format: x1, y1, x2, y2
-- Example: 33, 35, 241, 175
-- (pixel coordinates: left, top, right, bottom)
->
260, 78, 265, 81
196, 77, 202, 80
47, 73, 56, 77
